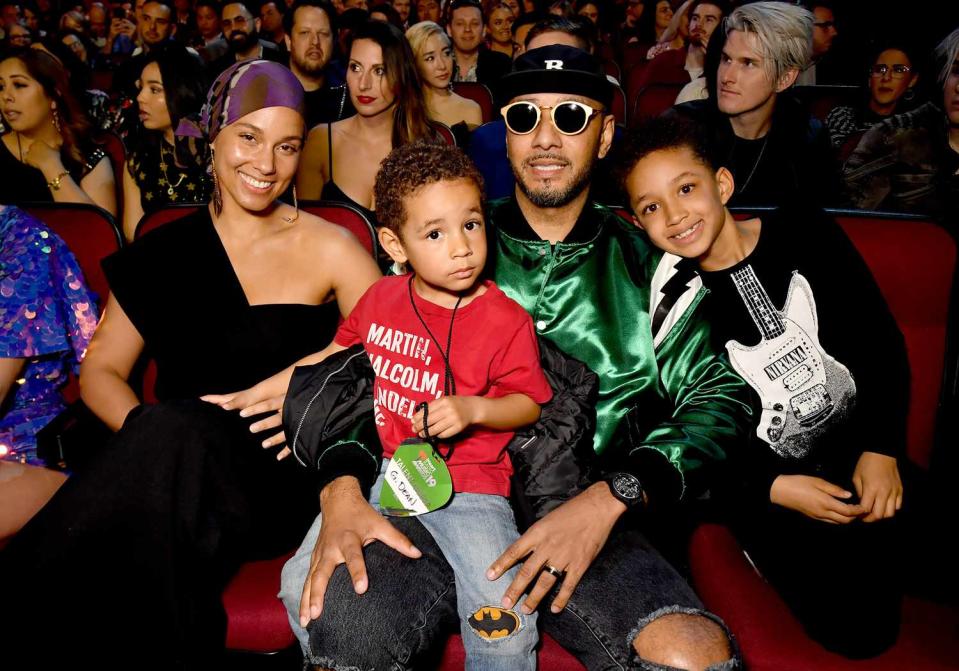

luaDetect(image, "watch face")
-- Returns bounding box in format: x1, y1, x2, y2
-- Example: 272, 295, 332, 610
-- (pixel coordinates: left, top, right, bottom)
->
612, 473, 641, 500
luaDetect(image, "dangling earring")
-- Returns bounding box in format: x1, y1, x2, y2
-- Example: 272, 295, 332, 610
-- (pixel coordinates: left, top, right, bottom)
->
210, 150, 222, 216
52, 107, 62, 134
283, 185, 299, 223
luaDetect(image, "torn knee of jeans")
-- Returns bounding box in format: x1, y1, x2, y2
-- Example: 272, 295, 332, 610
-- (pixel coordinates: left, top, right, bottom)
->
466, 605, 524, 642
627, 606, 740, 671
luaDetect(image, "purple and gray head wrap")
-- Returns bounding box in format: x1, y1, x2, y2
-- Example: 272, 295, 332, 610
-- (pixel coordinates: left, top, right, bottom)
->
177, 60, 306, 143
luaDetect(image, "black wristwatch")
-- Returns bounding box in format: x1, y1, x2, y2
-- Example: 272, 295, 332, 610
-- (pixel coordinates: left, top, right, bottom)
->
602, 472, 645, 509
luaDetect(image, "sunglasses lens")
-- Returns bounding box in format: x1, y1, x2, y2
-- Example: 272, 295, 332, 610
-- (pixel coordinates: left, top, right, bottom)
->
553, 102, 590, 134
505, 103, 540, 134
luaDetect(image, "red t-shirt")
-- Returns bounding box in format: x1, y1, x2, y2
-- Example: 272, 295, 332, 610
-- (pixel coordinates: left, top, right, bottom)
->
335, 276, 553, 496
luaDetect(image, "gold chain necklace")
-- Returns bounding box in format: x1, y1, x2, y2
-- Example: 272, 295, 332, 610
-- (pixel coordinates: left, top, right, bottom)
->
160, 143, 186, 196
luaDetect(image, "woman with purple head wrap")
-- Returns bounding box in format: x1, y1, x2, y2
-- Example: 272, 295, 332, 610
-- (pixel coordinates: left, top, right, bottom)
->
0, 60, 382, 666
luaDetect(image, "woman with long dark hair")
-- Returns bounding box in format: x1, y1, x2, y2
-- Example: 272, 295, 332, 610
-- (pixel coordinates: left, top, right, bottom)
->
121, 42, 211, 240
297, 19, 435, 222
0, 48, 115, 214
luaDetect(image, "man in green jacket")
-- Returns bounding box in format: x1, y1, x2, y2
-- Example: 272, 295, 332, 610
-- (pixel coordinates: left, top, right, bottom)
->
277, 45, 752, 670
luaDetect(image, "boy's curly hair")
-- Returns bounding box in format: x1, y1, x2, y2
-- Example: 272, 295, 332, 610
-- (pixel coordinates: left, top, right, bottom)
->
374, 141, 486, 235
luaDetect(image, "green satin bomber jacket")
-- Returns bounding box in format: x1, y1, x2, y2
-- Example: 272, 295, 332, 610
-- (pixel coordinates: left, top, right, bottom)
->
487, 198, 752, 504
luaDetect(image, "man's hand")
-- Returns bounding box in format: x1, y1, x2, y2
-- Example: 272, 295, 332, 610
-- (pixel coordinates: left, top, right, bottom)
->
202, 386, 290, 459
852, 452, 902, 522
770, 474, 865, 524
412, 396, 479, 440
299, 477, 422, 626
487, 482, 625, 614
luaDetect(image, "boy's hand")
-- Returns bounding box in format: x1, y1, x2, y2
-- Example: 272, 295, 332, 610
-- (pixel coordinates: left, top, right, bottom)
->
770, 474, 865, 524
412, 396, 480, 440
852, 452, 902, 522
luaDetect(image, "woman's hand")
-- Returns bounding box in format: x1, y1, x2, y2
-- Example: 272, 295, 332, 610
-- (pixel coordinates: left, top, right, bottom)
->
770, 474, 865, 524
299, 476, 422, 626
487, 482, 625, 614
852, 452, 902, 522
202, 382, 290, 459
23, 139, 65, 176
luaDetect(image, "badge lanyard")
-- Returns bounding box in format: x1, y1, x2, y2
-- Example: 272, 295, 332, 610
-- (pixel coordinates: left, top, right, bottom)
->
407, 272, 462, 461
378, 274, 463, 517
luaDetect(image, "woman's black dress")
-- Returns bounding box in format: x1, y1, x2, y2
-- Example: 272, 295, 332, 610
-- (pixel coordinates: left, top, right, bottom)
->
0, 208, 339, 669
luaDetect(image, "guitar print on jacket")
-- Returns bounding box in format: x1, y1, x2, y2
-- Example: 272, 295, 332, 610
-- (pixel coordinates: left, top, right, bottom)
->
725, 266, 856, 459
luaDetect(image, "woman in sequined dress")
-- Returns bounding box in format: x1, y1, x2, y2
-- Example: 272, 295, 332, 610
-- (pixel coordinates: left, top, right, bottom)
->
121, 42, 211, 241
0, 204, 99, 541
0, 49, 116, 216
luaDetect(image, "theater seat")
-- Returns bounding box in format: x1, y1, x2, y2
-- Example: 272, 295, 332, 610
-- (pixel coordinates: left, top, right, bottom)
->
135, 202, 377, 257
611, 82, 628, 127
20, 202, 122, 306
631, 82, 684, 124
453, 82, 495, 123
19, 202, 122, 404
95, 131, 126, 213
134, 203, 202, 238
689, 211, 959, 671
432, 120, 458, 146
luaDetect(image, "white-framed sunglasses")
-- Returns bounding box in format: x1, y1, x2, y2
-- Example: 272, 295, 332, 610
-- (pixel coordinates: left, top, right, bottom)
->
500, 100, 604, 136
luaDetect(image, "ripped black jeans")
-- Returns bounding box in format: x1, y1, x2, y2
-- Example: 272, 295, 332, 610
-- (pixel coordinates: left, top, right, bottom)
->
281, 516, 741, 670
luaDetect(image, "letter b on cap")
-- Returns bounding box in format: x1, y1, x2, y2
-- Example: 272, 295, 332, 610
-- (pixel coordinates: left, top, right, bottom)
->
544, 59, 564, 69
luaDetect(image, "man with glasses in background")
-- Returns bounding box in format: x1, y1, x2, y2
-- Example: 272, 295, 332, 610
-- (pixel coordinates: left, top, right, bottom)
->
280, 44, 751, 671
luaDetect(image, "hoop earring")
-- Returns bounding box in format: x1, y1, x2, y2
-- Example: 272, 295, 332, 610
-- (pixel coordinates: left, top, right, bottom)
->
210, 150, 222, 216
903, 87, 916, 102
283, 185, 299, 223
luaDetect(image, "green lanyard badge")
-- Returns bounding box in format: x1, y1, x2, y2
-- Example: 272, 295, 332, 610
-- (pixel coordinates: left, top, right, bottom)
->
380, 437, 454, 516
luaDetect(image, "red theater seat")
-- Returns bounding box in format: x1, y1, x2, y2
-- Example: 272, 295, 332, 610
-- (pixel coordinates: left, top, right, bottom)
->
689, 211, 959, 671
432, 120, 458, 146
19, 203, 122, 404
631, 82, 684, 124
20, 202, 122, 306
453, 82, 495, 124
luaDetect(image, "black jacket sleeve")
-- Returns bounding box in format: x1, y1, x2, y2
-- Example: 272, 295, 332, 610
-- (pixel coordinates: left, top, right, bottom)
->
282, 345, 382, 494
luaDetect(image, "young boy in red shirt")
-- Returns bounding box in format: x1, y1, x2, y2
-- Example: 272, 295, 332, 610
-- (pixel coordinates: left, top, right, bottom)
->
304, 141, 552, 668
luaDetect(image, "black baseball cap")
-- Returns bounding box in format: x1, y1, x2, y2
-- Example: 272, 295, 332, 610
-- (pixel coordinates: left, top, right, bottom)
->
498, 44, 614, 109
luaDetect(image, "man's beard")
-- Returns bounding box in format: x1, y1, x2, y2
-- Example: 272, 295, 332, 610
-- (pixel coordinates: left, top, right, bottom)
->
228, 28, 258, 54
512, 152, 596, 208
292, 49, 327, 77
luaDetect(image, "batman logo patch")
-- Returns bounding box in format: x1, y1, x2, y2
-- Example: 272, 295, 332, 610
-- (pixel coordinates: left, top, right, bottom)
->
467, 606, 521, 640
